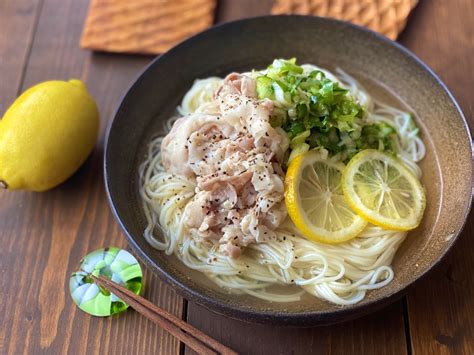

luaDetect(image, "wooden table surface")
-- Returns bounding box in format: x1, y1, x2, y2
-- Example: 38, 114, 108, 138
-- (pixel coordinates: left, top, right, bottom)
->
0, 0, 472, 354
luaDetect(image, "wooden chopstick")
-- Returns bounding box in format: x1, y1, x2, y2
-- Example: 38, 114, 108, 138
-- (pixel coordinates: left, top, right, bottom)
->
90, 274, 237, 355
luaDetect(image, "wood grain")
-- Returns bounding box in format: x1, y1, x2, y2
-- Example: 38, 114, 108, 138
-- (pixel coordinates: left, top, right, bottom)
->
215, 0, 273, 21
0, 2, 43, 353
398, 1, 474, 354
185, 302, 408, 355
0, 0, 183, 354
0, 0, 42, 114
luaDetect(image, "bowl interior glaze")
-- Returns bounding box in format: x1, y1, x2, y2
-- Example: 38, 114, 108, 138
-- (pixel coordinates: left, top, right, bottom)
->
105, 16, 473, 325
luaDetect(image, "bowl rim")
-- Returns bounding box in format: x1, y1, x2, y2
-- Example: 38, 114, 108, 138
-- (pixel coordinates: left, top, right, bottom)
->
104, 15, 474, 326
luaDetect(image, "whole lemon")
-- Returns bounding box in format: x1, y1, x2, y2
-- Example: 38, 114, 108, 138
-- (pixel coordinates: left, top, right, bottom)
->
0, 79, 99, 191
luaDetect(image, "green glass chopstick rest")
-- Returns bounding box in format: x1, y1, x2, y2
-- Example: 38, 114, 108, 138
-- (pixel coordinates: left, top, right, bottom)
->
70, 247, 143, 316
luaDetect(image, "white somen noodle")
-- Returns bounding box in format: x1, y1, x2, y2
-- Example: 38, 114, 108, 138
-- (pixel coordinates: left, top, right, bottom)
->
139, 66, 424, 305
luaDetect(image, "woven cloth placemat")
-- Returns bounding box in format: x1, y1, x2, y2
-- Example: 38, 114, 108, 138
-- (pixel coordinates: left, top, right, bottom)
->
272, 0, 418, 40
81, 0, 217, 55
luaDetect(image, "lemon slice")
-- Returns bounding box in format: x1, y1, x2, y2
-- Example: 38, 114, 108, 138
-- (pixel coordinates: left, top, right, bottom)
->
342, 149, 426, 231
285, 151, 368, 244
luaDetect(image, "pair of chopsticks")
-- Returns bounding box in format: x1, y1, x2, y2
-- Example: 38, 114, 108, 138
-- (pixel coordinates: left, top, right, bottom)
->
91, 275, 237, 355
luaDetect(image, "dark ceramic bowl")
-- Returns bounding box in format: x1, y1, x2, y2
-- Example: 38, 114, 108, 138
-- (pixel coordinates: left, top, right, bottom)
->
105, 15, 473, 326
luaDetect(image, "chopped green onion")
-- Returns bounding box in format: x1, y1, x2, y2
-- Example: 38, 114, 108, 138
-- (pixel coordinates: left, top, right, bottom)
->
290, 130, 311, 149
256, 58, 400, 162
256, 76, 274, 99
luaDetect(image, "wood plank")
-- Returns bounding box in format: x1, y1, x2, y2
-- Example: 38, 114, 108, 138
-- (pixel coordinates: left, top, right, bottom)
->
0, 1, 43, 353
186, 302, 407, 355
0, 0, 184, 354
184, 1, 408, 354
215, 0, 273, 22
0, 0, 42, 113
398, 1, 474, 354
